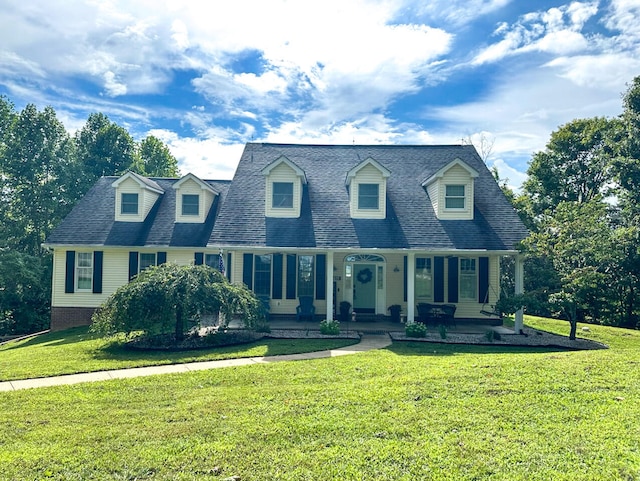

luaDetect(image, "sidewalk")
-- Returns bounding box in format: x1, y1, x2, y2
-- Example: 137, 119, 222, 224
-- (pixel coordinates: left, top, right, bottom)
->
0, 334, 392, 392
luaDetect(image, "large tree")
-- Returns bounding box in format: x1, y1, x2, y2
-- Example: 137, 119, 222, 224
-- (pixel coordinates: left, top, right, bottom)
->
75, 113, 136, 193
523, 117, 618, 217
135, 135, 179, 177
1, 104, 77, 255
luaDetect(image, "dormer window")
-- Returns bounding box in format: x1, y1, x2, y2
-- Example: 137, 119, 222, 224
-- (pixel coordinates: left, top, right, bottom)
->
112, 172, 164, 222
182, 194, 200, 216
273, 182, 294, 208
358, 184, 379, 210
422, 158, 479, 220
173, 173, 218, 223
445, 185, 465, 209
262, 156, 306, 218
121, 193, 139, 215
346, 157, 390, 219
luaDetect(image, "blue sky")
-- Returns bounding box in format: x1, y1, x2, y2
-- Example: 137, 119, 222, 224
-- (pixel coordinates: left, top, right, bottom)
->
1, 0, 639, 189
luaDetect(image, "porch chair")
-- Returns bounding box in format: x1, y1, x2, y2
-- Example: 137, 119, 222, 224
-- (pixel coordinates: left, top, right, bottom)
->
296, 295, 316, 322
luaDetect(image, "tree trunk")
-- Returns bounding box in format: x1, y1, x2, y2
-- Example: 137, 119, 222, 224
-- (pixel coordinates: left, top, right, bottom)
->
569, 319, 577, 340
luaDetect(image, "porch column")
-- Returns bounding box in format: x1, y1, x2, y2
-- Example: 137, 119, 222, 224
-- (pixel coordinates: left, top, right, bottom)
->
514, 254, 524, 334
326, 251, 334, 320
407, 252, 415, 323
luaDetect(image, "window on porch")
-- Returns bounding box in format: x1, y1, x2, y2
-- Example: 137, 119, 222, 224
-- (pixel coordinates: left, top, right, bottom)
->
415, 257, 432, 300
460, 258, 477, 300
254, 255, 272, 297
298, 255, 314, 297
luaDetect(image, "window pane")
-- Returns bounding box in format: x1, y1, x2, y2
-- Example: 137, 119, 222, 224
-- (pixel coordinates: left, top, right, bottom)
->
182, 194, 199, 216
121, 193, 139, 214
445, 185, 465, 209
140, 253, 156, 272
298, 255, 314, 296
358, 184, 379, 210
76, 252, 93, 290
415, 257, 432, 299
273, 182, 293, 208
460, 258, 477, 299
254, 255, 272, 296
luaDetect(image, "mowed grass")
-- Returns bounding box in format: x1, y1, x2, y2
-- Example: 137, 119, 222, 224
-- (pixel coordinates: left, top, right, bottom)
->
1, 316, 640, 480
0, 327, 357, 381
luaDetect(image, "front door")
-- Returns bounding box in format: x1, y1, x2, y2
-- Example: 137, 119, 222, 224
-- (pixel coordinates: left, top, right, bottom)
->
353, 263, 376, 313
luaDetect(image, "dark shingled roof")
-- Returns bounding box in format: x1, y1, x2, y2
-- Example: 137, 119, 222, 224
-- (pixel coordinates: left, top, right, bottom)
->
209, 143, 528, 251
45, 143, 528, 251
45, 177, 231, 247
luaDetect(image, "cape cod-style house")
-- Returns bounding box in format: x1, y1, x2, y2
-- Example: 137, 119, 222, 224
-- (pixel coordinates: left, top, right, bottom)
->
44, 143, 528, 332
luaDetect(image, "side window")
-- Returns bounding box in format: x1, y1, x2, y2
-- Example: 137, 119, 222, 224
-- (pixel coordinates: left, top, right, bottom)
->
298, 255, 315, 297
272, 182, 294, 208
358, 184, 379, 210
445, 185, 465, 209
182, 194, 200, 216
415, 257, 432, 300
460, 258, 477, 299
139, 253, 157, 273
254, 255, 272, 296
121, 193, 139, 214
76, 252, 93, 291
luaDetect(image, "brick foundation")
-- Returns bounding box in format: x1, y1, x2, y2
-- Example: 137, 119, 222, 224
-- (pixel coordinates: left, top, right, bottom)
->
50, 307, 97, 331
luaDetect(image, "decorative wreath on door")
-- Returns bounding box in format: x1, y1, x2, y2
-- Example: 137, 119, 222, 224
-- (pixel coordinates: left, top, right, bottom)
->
356, 267, 373, 284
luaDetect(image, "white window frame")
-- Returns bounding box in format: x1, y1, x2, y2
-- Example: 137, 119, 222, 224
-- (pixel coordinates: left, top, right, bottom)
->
76, 252, 93, 291
272, 182, 294, 209
298, 255, 315, 297
182, 194, 200, 216
358, 183, 379, 210
121, 193, 139, 215
459, 258, 477, 300
254, 254, 272, 297
415, 257, 432, 300
139, 253, 157, 273
445, 185, 465, 209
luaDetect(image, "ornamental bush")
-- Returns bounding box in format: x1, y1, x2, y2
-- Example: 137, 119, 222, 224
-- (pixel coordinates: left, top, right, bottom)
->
319, 319, 340, 335
405, 322, 427, 338
91, 263, 264, 340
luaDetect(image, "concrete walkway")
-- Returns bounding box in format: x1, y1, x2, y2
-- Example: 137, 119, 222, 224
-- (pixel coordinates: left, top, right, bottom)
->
0, 334, 392, 392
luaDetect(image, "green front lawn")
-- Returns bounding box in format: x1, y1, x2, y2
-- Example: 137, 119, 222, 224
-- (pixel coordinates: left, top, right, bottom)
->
1, 317, 639, 480
0, 327, 357, 381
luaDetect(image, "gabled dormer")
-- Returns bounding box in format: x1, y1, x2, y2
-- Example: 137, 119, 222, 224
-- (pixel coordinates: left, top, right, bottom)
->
346, 157, 391, 219
261, 156, 307, 218
172, 173, 218, 223
112, 172, 164, 222
422, 158, 479, 220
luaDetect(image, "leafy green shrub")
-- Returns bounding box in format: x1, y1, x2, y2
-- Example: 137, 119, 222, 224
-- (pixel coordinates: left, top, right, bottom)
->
91, 263, 265, 340
405, 322, 427, 338
319, 319, 340, 335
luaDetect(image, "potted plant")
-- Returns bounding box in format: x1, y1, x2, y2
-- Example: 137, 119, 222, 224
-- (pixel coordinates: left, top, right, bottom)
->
339, 301, 351, 323
388, 304, 402, 323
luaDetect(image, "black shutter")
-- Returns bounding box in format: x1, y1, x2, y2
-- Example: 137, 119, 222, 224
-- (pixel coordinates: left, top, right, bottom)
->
65, 251, 75, 294
226, 253, 232, 281
315, 254, 326, 300
448, 257, 459, 303
403, 256, 408, 302
128, 252, 138, 281
434, 256, 444, 303
194, 252, 204, 265
243, 253, 253, 289
479, 257, 489, 303
157, 252, 167, 265
286, 254, 297, 299
272, 253, 283, 299
93, 251, 103, 294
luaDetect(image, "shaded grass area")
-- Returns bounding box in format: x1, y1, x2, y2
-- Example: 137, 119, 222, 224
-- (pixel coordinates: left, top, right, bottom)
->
0, 327, 357, 381
1, 317, 640, 480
